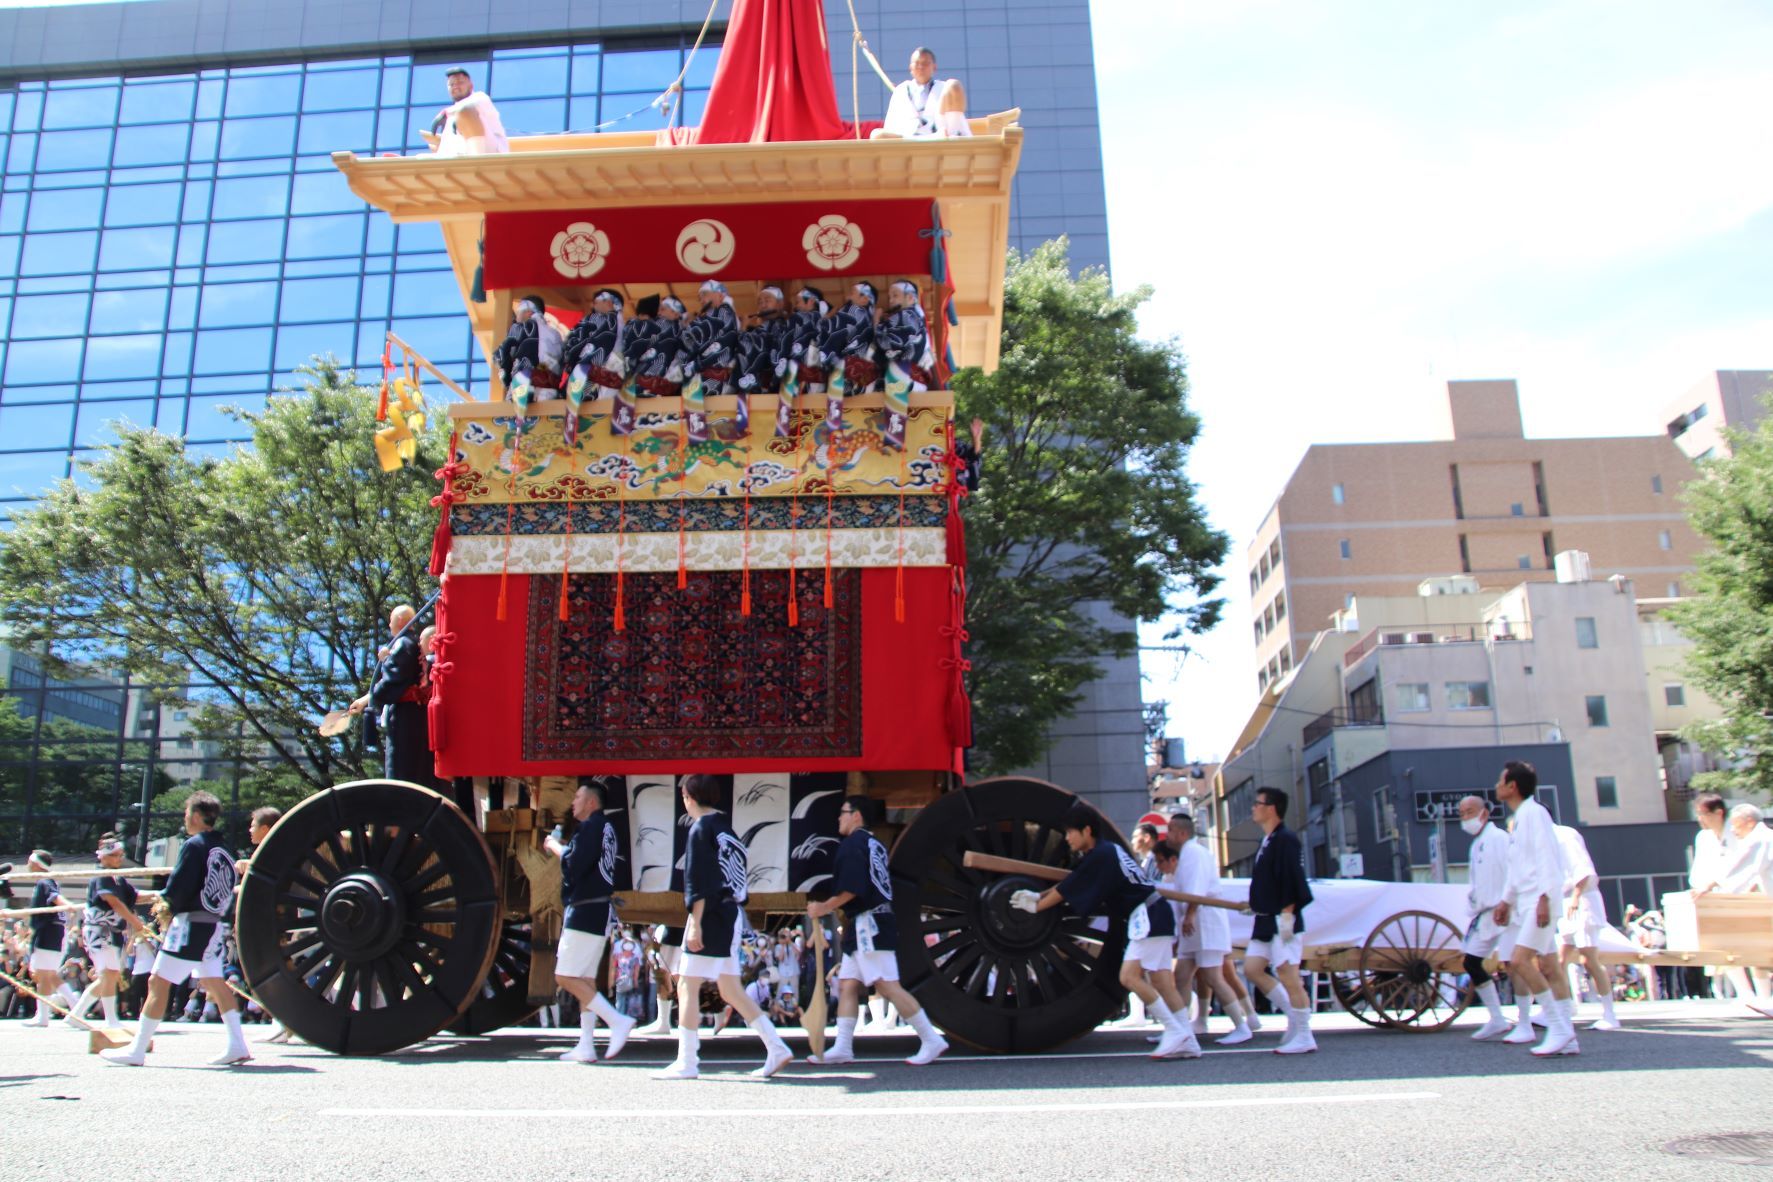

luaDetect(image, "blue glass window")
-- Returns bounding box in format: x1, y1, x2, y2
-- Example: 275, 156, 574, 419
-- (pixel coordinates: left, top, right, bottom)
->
82, 334, 162, 381
602, 49, 681, 93
112, 123, 189, 167
490, 56, 569, 100
0, 401, 75, 448
10, 91, 43, 132
120, 82, 197, 126
220, 117, 296, 160
289, 171, 361, 215
75, 399, 156, 448
41, 87, 119, 131
4, 335, 81, 384
493, 98, 566, 136
21, 229, 98, 276
91, 287, 169, 333
279, 276, 358, 323
284, 213, 363, 259
274, 321, 354, 373
193, 326, 273, 374
35, 129, 114, 172
210, 174, 290, 220
600, 95, 670, 132
297, 110, 375, 155
185, 393, 262, 440
99, 225, 176, 271
391, 272, 459, 317
26, 187, 104, 232
205, 219, 283, 264
9, 292, 89, 338
301, 69, 379, 113
198, 281, 278, 327
104, 183, 183, 227
224, 74, 302, 118
0, 452, 71, 494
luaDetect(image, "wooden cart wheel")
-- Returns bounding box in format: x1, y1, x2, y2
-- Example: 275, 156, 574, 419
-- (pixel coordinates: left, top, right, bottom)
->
237, 779, 501, 1055
890, 777, 1130, 1054
446, 918, 540, 1036
1328, 970, 1388, 1028
1357, 909, 1472, 1032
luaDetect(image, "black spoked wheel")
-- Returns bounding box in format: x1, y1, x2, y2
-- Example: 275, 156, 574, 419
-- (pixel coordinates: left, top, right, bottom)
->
1358, 910, 1472, 1032
890, 777, 1128, 1054
446, 918, 540, 1036
237, 779, 501, 1055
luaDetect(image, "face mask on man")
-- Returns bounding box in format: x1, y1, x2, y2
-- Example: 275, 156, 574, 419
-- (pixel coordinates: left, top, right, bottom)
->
1461, 817, 1485, 836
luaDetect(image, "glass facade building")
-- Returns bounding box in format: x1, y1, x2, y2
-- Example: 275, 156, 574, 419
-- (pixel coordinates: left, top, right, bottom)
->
0, 38, 717, 509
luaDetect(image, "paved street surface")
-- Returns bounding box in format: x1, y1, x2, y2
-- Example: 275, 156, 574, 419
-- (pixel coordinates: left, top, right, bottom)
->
3, 1000, 1770, 1181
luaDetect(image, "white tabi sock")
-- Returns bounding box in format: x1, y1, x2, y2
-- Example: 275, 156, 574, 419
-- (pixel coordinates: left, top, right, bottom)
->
675, 1026, 699, 1068
1533, 991, 1565, 1036
99, 993, 119, 1025
834, 1015, 858, 1055
1289, 1007, 1313, 1036
222, 1009, 247, 1053
1599, 990, 1617, 1021
587, 992, 622, 1025
1475, 981, 1504, 1022
1265, 986, 1294, 1035
70, 984, 99, 1021
1148, 998, 1181, 1032
905, 1007, 939, 1042
574, 1012, 597, 1051
1516, 993, 1533, 1027
1225, 999, 1247, 1026
33, 998, 53, 1022
746, 1013, 789, 1053
130, 1014, 160, 1057
57, 982, 78, 1007
1127, 993, 1146, 1023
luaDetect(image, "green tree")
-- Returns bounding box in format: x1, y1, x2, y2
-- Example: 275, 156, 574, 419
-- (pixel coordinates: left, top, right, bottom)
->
954, 239, 1227, 774
1667, 401, 1773, 797
0, 360, 446, 798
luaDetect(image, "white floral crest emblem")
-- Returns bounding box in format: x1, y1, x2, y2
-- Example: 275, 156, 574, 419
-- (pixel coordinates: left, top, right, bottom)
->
803, 214, 864, 271
551, 222, 609, 279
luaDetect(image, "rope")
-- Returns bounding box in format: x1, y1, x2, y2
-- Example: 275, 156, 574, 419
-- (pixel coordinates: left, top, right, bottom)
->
843, 0, 899, 90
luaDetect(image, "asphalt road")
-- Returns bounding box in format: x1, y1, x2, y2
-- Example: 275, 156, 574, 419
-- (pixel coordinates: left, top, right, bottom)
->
3, 1000, 1770, 1181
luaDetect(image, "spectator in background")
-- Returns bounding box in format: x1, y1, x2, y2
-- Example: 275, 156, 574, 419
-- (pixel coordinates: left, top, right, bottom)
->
422, 67, 509, 157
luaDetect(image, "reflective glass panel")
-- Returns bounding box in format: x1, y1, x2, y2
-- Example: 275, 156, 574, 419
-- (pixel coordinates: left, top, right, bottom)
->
103, 182, 183, 227
41, 87, 119, 130
9, 292, 89, 338
25, 187, 103, 231
198, 281, 278, 327
120, 81, 197, 125
82, 334, 162, 380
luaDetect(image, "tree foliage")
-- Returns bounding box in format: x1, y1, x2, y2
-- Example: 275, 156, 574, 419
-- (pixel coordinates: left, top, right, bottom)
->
0, 360, 446, 798
954, 239, 1227, 774
1667, 402, 1773, 798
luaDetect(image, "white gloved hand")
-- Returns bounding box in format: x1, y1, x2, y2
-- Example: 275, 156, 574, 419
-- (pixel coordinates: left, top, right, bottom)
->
1009, 890, 1041, 914
1277, 912, 1296, 941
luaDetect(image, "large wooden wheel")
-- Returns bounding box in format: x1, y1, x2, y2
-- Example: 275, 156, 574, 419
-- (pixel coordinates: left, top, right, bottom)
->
237, 779, 502, 1055
1356, 909, 1472, 1032
1328, 970, 1388, 1028
890, 777, 1128, 1054
446, 918, 540, 1036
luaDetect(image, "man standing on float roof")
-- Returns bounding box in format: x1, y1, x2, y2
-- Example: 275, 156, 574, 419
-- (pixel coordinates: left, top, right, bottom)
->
805, 796, 948, 1067
1010, 802, 1204, 1062
656, 774, 794, 1081
544, 779, 637, 1063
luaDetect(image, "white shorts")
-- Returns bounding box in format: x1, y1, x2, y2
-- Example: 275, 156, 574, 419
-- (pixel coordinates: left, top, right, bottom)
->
657, 944, 682, 975
1122, 935, 1175, 973
1498, 903, 1559, 959
556, 929, 608, 980
87, 943, 122, 974
152, 942, 226, 985
1245, 935, 1303, 968
153, 916, 229, 984
1175, 908, 1233, 959
1558, 892, 1607, 948
680, 930, 741, 981
1460, 911, 1503, 957
837, 950, 900, 985
28, 948, 63, 974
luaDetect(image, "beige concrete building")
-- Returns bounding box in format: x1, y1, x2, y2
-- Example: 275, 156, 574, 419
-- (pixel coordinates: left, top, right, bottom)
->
1248, 379, 1701, 694
1662, 370, 1773, 461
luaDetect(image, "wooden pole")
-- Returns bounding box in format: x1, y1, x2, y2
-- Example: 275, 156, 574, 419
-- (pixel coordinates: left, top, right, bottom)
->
386, 331, 476, 402
960, 851, 1247, 911
3, 867, 172, 884
801, 919, 828, 1058
0, 967, 135, 1051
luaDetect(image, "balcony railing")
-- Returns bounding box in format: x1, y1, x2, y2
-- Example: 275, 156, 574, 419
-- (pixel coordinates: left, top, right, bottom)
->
1303, 707, 1385, 748
1343, 622, 1533, 668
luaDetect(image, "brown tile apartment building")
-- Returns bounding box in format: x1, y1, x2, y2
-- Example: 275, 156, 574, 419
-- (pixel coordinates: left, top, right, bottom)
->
1248, 380, 1701, 692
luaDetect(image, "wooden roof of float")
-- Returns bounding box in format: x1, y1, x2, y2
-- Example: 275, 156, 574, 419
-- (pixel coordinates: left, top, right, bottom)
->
331, 110, 1023, 381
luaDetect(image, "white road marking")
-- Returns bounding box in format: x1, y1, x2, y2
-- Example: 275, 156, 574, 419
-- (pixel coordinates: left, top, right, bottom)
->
322, 1089, 1440, 1120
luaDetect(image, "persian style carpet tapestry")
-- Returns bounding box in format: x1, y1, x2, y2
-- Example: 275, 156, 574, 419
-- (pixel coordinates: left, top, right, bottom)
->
523, 569, 863, 761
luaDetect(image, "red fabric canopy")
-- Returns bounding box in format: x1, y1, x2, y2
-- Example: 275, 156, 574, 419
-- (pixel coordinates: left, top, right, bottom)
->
689, 0, 853, 145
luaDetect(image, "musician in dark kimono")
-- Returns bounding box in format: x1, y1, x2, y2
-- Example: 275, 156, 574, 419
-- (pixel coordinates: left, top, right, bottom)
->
1011, 802, 1204, 1062
684, 280, 740, 395
656, 774, 794, 1081
348, 604, 431, 785
493, 295, 563, 405
630, 296, 690, 397
876, 280, 935, 448
825, 282, 881, 395
787, 286, 829, 395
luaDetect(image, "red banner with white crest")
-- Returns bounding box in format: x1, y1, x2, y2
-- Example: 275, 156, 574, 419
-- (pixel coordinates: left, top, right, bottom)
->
482, 200, 939, 289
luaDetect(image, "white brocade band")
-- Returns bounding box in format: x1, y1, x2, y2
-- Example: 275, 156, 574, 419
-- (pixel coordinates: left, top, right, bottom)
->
447, 528, 949, 575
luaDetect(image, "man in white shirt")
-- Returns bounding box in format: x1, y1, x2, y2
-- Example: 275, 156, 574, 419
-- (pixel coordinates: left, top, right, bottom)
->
1721, 804, 1773, 1016
1458, 796, 1513, 1041
879, 47, 948, 139
1491, 761, 1578, 1057
1166, 812, 1252, 1044
1690, 793, 1737, 894
423, 67, 509, 157
1552, 824, 1620, 1031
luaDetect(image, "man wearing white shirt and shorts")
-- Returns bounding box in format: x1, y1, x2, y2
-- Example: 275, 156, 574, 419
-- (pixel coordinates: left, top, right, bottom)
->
1458, 795, 1514, 1040
1491, 761, 1577, 1057
1166, 813, 1252, 1044
1553, 823, 1620, 1031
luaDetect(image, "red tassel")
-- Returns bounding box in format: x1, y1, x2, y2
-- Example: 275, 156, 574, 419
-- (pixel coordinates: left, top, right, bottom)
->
741, 572, 752, 618
558, 499, 573, 621
429, 432, 461, 576
895, 565, 905, 623
496, 576, 508, 622
788, 567, 799, 627
376, 379, 390, 422
614, 436, 629, 632
823, 481, 835, 609
496, 499, 514, 622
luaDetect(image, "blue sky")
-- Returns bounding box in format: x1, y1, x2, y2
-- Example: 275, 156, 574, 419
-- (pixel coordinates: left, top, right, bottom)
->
1091, 0, 1773, 763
